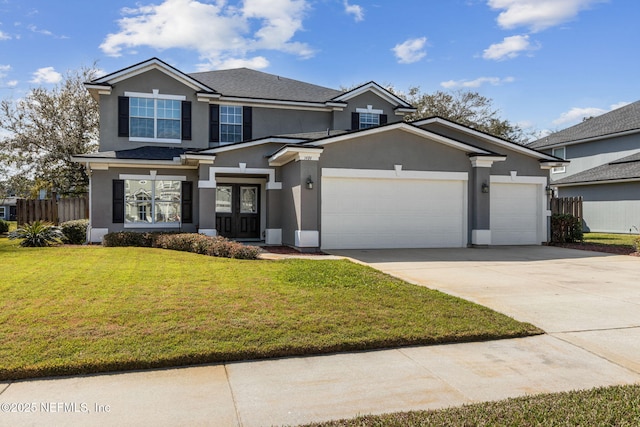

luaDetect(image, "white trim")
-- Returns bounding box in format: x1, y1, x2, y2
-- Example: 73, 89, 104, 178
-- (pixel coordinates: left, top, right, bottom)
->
119, 173, 186, 181
490, 175, 547, 185
201, 137, 306, 154
199, 166, 282, 190
322, 167, 469, 182
356, 106, 384, 114
295, 230, 319, 248
555, 178, 640, 187
129, 137, 182, 144
469, 156, 507, 168
199, 229, 217, 237
531, 128, 640, 150
332, 82, 413, 108
124, 223, 181, 229
413, 117, 560, 162
265, 229, 283, 245
92, 58, 212, 92
124, 91, 186, 101
309, 122, 492, 154
268, 147, 323, 166
471, 229, 492, 245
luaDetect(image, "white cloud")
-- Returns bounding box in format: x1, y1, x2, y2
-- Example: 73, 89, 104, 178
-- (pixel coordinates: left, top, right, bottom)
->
100, 0, 313, 69
487, 0, 605, 32
482, 34, 537, 60
553, 102, 632, 125
6, 80, 17, 87
0, 30, 11, 40
441, 76, 515, 88
30, 67, 62, 84
344, 1, 364, 22
204, 56, 270, 71
392, 37, 427, 64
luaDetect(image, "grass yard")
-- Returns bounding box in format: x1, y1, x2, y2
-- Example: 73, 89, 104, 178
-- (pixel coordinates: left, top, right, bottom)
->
303, 384, 640, 426
583, 232, 637, 247
0, 237, 541, 380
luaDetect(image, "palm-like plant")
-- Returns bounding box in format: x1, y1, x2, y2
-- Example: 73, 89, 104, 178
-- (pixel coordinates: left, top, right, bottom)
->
9, 221, 63, 247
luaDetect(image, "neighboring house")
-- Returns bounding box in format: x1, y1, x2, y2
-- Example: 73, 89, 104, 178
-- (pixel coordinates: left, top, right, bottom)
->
528, 101, 640, 233
0, 196, 17, 221
72, 57, 563, 250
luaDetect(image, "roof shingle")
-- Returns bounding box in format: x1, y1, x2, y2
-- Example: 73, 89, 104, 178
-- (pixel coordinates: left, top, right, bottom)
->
554, 151, 640, 185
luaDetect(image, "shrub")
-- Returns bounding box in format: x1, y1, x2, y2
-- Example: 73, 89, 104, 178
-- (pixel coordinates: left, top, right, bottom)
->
0, 219, 8, 234
103, 231, 157, 247
153, 233, 260, 259
60, 219, 89, 244
8, 221, 63, 247
551, 214, 583, 243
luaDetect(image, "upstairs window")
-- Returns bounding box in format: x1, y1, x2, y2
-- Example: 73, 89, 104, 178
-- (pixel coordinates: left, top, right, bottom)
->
352, 105, 387, 130
220, 105, 243, 143
552, 147, 566, 174
359, 112, 380, 129
120, 91, 190, 143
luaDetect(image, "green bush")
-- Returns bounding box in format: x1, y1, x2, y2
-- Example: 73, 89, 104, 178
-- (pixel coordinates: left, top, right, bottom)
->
60, 219, 89, 244
551, 214, 583, 243
103, 231, 157, 247
153, 233, 260, 260
0, 219, 8, 234
8, 221, 63, 247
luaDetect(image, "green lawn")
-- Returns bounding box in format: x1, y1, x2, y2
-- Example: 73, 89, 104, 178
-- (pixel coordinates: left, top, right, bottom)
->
583, 232, 637, 247
303, 384, 640, 426
0, 237, 541, 380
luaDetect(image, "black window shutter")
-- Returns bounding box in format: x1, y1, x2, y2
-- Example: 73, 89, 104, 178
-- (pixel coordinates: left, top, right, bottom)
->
351, 112, 359, 130
112, 180, 125, 223
380, 114, 388, 125
181, 181, 193, 224
209, 104, 220, 143
242, 106, 252, 141
118, 96, 129, 137
181, 101, 192, 140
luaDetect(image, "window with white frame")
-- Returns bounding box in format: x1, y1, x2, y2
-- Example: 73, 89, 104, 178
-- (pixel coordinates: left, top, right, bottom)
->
126, 91, 184, 143
220, 105, 243, 144
124, 179, 181, 225
359, 112, 380, 129
552, 147, 566, 173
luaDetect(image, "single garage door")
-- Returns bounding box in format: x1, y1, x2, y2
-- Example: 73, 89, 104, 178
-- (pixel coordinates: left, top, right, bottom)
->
321, 173, 467, 249
490, 182, 541, 245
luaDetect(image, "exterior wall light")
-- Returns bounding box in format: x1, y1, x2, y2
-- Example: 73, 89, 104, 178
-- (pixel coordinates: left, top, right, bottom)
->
306, 176, 314, 190
481, 182, 489, 193
545, 185, 554, 196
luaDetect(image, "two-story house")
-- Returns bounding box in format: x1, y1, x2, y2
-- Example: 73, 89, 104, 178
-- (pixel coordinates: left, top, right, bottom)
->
73, 57, 563, 250
528, 101, 640, 233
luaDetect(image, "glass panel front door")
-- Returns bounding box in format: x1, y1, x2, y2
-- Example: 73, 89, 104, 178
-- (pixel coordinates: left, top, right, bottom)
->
215, 184, 260, 239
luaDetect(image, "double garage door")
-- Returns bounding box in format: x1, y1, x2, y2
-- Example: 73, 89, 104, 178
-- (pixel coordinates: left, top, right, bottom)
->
321, 172, 467, 250
321, 171, 543, 249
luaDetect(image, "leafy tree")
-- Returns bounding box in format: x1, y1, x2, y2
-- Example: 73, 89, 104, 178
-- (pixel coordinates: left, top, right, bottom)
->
389, 86, 531, 143
0, 65, 99, 196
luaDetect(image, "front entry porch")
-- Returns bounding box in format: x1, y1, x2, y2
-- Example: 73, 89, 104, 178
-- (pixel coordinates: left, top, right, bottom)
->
215, 183, 260, 239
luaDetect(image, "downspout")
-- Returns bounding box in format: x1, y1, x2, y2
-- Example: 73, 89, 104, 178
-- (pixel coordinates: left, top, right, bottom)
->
86, 162, 92, 244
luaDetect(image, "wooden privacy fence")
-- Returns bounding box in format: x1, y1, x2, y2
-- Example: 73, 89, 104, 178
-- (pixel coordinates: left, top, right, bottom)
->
17, 194, 89, 225
550, 196, 583, 219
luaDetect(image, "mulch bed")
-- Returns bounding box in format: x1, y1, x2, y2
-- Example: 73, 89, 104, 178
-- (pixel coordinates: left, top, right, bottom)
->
260, 245, 327, 255
553, 242, 639, 256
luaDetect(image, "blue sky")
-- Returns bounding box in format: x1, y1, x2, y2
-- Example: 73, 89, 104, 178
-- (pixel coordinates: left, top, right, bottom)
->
0, 0, 638, 137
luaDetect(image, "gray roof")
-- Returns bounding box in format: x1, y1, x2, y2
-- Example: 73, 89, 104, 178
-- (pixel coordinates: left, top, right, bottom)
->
188, 68, 343, 103
554, 151, 640, 185
75, 147, 188, 160
529, 100, 640, 149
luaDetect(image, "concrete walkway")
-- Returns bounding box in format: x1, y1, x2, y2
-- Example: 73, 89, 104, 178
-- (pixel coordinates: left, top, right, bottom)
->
1, 246, 639, 426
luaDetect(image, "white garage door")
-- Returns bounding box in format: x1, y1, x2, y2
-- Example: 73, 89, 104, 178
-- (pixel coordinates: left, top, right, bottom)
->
490, 182, 541, 245
321, 173, 467, 249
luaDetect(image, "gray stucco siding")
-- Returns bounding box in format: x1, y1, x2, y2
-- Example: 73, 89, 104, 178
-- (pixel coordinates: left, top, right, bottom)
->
333, 92, 402, 131
251, 107, 332, 138
210, 142, 287, 169
280, 160, 302, 246
99, 69, 210, 152
318, 130, 471, 172
559, 182, 640, 233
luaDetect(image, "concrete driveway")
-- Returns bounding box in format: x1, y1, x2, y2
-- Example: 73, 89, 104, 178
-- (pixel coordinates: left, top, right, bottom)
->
331, 246, 640, 373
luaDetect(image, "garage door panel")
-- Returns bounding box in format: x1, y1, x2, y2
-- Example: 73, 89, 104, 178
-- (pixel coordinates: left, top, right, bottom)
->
321, 176, 466, 249
490, 182, 540, 245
